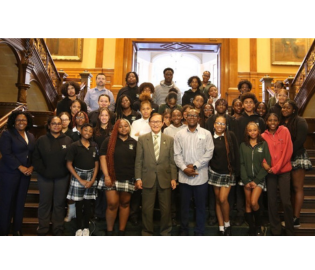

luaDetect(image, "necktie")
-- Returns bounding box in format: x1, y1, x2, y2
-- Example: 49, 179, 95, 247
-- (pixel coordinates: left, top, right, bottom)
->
153, 134, 159, 161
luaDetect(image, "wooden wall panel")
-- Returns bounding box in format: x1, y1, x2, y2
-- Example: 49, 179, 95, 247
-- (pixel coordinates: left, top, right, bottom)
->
58, 68, 115, 95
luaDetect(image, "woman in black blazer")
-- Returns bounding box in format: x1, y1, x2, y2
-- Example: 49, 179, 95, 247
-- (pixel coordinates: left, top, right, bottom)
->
0, 111, 36, 236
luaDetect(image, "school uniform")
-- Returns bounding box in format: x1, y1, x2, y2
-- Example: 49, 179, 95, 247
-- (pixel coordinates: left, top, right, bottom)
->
0, 129, 35, 235
32, 132, 73, 235
88, 109, 116, 127
119, 110, 141, 125
99, 136, 137, 193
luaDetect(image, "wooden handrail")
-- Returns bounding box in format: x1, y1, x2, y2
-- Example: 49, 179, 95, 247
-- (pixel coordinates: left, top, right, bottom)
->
0, 104, 27, 130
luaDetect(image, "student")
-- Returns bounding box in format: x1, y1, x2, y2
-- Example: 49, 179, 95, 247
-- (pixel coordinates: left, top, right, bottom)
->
269, 88, 289, 118
133, 82, 159, 113
93, 108, 113, 148
181, 104, 194, 126
93, 107, 113, 222
206, 86, 220, 108
239, 122, 271, 236
32, 116, 73, 236
116, 71, 140, 107
88, 94, 116, 127
130, 98, 153, 141
70, 111, 89, 142
262, 113, 294, 236
59, 112, 73, 138
115, 94, 141, 125
267, 80, 285, 110
158, 91, 182, 114
100, 119, 137, 235
69, 100, 82, 128
237, 80, 252, 99
281, 101, 312, 227
234, 93, 265, 226
66, 123, 99, 236
56, 81, 87, 116
205, 99, 237, 135
161, 108, 171, 132
208, 116, 239, 236
164, 108, 186, 138
163, 108, 186, 225
203, 103, 215, 124
255, 102, 268, 120
65, 111, 89, 222
192, 94, 206, 128
231, 98, 243, 120
200, 71, 216, 96
182, 76, 206, 106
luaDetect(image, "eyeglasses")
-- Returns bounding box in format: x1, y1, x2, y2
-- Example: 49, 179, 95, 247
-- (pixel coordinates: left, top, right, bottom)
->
76, 116, 85, 120
51, 122, 62, 126
215, 122, 226, 126
150, 121, 162, 124
187, 114, 198, 118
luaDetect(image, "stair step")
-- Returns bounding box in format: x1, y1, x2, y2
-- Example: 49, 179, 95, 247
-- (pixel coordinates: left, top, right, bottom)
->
307, 150, 315, 158
304, 184, 315, 196
303, 196, 315, 209
25, 189, 40, 203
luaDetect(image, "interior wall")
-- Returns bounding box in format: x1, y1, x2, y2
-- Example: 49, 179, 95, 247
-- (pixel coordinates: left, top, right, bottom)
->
0, 43, 18, 102
27, 81, 49, 111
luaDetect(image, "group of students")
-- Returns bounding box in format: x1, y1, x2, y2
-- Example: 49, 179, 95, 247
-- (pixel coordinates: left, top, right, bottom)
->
0, 70, 311, 236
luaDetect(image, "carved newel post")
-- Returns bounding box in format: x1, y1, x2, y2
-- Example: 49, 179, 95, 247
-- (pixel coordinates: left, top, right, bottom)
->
260, 75, 273, 104
284, 75, 294, 101
16, 39, 35, 104
79, 70, 93, 100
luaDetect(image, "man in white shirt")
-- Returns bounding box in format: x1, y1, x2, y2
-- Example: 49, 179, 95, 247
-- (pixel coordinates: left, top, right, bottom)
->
174, 109, 214, 236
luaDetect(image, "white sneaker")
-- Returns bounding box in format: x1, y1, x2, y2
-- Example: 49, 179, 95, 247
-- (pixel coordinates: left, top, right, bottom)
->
82, 228, 90, 236
75, 229, 83, 236
64, 204, 76, 222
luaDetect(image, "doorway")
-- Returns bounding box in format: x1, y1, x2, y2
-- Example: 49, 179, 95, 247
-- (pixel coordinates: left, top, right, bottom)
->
132, 41, 221, 96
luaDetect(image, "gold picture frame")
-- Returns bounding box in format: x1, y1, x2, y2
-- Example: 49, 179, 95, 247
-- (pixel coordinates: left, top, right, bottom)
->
45, 38, 83, 61
271, 38, 309, 66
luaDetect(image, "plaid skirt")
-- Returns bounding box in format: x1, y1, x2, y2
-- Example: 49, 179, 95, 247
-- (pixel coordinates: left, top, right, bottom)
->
98, 175, 135, 193
291, 152, 312, 171
208, 168, 236, 187
67, 167, 97, 201
239, 179, 267, 191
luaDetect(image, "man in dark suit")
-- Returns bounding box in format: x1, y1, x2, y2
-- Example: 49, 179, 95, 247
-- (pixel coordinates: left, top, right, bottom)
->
135, 112, 177, 236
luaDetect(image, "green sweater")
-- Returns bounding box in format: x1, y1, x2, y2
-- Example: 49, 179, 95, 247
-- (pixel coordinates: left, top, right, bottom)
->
239, 141, 271, 185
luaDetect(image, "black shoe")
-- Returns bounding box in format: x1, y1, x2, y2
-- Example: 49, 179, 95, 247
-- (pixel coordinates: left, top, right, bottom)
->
248, 228, 256, 236
107, 230, 114, 236
218, 231, 224, 236
194, 232, 204, 236
13, 231, 22, 236
224, 227, 232, 236
256, 226, 263, 236
93, 216, 106, 222
54, 230, 64, 236
172, 218, 177, 226
118, 230, 125, 236
208, 216, 217, 226
129, 218, 138, 226
179, 230, 188, 236
233, 216, 244, 226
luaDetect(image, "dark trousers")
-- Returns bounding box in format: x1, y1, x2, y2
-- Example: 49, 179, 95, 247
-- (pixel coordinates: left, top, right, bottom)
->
180, 182, 208, 235
171, 186, 179, 219
142, 180, 172, 236
76, 199, 92, 230
267, 172, 294, 236
94, 189, 107, 218
0, 172, 30, 235
129, 189, 142, 221
37, 174, 69, 235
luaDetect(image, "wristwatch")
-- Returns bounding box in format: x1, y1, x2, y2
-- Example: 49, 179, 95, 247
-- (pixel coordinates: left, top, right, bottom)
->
193, 165, 197, 170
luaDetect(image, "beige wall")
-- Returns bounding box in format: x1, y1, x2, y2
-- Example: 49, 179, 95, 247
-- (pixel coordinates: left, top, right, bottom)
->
53, 38, 116, 70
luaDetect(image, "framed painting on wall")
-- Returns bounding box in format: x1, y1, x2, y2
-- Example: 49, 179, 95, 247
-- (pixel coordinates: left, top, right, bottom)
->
271, 38, 310, 66
45, 38, 83, 61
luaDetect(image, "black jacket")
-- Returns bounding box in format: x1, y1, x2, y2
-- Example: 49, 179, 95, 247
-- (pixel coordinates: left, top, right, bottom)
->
32, 132, 73, 179
181, 89, 206, 107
